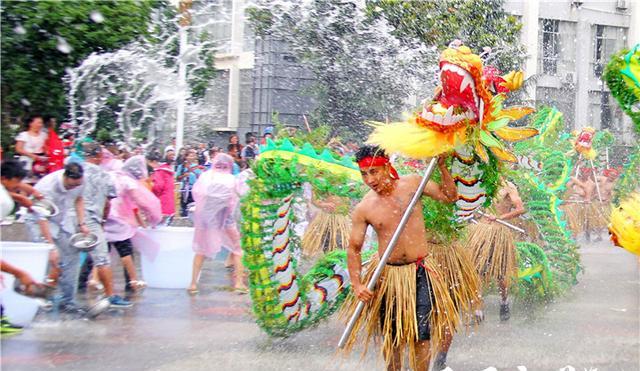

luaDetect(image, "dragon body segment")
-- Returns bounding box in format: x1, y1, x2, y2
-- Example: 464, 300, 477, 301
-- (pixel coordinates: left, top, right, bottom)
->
604, 44, 640, 255
512, 107, 581, 291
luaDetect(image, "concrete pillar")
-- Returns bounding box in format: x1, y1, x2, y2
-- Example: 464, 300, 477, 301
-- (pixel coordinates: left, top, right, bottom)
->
226, 0, 245, 129
520, 0, 539, 103
574, 16, 591, 130
629, 0, 640, 47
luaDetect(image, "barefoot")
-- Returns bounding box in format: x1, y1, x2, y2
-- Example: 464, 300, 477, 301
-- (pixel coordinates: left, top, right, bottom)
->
233, 282, 248, 294
187, 284, 199, 295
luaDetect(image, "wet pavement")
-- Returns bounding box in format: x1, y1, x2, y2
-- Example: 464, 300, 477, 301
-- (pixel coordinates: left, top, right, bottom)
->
1, 225, 639, 371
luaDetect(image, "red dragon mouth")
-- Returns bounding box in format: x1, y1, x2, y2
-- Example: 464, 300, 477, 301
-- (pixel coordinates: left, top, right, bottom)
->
439, 62, 480, 119
576, 132, 593, 149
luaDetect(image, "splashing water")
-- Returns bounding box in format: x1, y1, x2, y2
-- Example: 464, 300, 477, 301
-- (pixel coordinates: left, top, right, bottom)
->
90, 10, 105, 24
66, 2, 231, 147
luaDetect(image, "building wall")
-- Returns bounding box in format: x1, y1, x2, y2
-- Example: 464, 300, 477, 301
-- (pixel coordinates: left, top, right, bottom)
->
251, 37, 316, 137
506, 0, 636, 145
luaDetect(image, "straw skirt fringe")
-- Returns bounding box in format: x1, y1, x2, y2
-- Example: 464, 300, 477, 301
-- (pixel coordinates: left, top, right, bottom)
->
340, 255, 459, 370
466, 221, 517, 289
301, 210, 350, 256
430, 243, 483, 320
561, 202, 609, 234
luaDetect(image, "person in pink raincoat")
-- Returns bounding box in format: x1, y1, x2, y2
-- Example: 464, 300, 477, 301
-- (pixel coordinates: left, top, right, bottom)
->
100, 146, 123, 173
147, 152, 175, 224
188, 153, 246, 294
104, 155, 161, 292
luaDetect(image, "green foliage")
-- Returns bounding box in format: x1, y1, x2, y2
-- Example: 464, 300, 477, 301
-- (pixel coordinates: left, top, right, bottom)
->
96, 128, 113, 143
1, 0, 156, 121
366, 0, 524, 71
1, 0, 157, 154
188, 31, 218, 101
247, 0, 524, 139
604, 46, 640, 130
274, 117, 332, 151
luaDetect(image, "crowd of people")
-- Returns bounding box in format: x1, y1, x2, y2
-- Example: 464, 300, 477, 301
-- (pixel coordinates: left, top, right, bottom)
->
0, 114, 272, 334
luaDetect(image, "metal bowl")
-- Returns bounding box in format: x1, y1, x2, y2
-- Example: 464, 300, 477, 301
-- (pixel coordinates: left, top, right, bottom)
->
86, 297, 111, 319
31, 198, 59, 218
69, 232, 99, 252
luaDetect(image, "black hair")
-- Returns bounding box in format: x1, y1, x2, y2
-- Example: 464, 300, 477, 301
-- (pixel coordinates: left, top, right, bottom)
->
146, 152, 162, 162
43, 115, 57, 128
24, 114, 43, 130
1, 160, 28, 180
64, 162, 84, 179
354, 144, 388, 163
81, 142, 102, 157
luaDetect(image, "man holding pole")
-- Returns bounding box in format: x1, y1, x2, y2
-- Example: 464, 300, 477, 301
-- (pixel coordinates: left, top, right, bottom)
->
342, 145, 459, 371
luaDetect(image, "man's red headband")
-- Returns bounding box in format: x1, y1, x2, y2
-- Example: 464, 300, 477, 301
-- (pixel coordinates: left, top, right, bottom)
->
357, 156, 399, 179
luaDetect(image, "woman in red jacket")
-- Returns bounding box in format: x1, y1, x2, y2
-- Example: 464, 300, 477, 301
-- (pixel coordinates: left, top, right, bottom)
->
44, 116, 64, 173
147, 152, 175, 225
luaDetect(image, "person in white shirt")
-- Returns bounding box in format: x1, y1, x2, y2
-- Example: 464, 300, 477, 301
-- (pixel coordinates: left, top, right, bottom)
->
15, 114, 48, 179
26, 163, 90, 313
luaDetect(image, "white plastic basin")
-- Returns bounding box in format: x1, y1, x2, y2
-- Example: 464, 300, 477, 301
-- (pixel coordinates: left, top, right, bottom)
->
132, 226, 195, 289
0, 241, 53, 326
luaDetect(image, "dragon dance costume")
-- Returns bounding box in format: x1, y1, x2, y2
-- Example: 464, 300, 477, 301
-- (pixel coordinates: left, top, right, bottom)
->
604, 44, 640, 255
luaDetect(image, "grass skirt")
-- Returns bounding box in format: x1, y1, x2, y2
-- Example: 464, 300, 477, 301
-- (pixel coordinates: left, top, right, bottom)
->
429, 242, 482, 320
340, 254, 459, 370
301, 210, 350, 256
466, 221, 517, 289
561, 202, 608, 234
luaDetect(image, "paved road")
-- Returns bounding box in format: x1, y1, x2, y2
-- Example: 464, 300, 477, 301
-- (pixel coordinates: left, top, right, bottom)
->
1, 227, 638, 371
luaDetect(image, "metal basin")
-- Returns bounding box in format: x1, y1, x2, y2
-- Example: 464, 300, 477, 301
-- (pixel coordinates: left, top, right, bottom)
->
69, 232, 99, 252
30, 198, 59, 218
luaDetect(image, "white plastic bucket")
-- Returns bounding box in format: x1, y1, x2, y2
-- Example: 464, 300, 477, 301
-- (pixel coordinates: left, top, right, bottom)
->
132, 226, 195, 289
0, 241, 53, 326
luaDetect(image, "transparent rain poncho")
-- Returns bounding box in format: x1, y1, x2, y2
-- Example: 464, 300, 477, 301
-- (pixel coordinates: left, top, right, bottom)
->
104, 155, 161, 242
191, 153, 242, 257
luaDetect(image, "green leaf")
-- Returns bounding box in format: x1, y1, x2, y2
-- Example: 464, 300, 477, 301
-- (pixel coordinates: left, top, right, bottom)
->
486, 117, 510, 131
479, 130, 504, 149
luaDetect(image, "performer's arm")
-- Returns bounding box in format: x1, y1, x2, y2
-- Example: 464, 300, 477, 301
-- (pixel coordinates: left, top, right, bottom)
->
347, 204, 373, 302
423, 155, 458, 203
499, 185, 526, 220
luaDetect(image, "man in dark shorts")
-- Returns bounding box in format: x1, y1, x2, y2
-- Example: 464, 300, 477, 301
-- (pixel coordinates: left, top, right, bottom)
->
342, 145, 459, 371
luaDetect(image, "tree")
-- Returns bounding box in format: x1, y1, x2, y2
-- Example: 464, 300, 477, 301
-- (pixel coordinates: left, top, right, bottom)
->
248, 0, 437, 139
1, 0, 156, 151
66, 2, 220, 147
365, 0, 524, 71
247, 0, 524, 139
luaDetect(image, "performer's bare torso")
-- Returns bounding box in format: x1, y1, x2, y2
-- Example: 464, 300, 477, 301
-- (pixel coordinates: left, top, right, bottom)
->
495, 184, 517, 216
359, 176, 435, 264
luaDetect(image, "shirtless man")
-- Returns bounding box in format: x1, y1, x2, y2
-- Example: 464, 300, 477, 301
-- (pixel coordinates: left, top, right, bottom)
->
597, 168, 618, 202
347, 145, 457, 371
569, 170, 599, 241
478, 178, 526, 320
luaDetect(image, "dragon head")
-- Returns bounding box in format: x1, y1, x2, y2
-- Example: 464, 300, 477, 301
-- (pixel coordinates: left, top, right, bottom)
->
573, 127, 597, 159
369, 42, 535, 162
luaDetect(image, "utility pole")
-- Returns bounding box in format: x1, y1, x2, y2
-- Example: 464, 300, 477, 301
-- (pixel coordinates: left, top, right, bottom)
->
176, 0, 192, 151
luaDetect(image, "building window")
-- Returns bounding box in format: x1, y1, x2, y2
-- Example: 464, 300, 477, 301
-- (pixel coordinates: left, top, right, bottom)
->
594, 25, 606, 77
541, 19, 560, 75
593, 25, 627, 77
